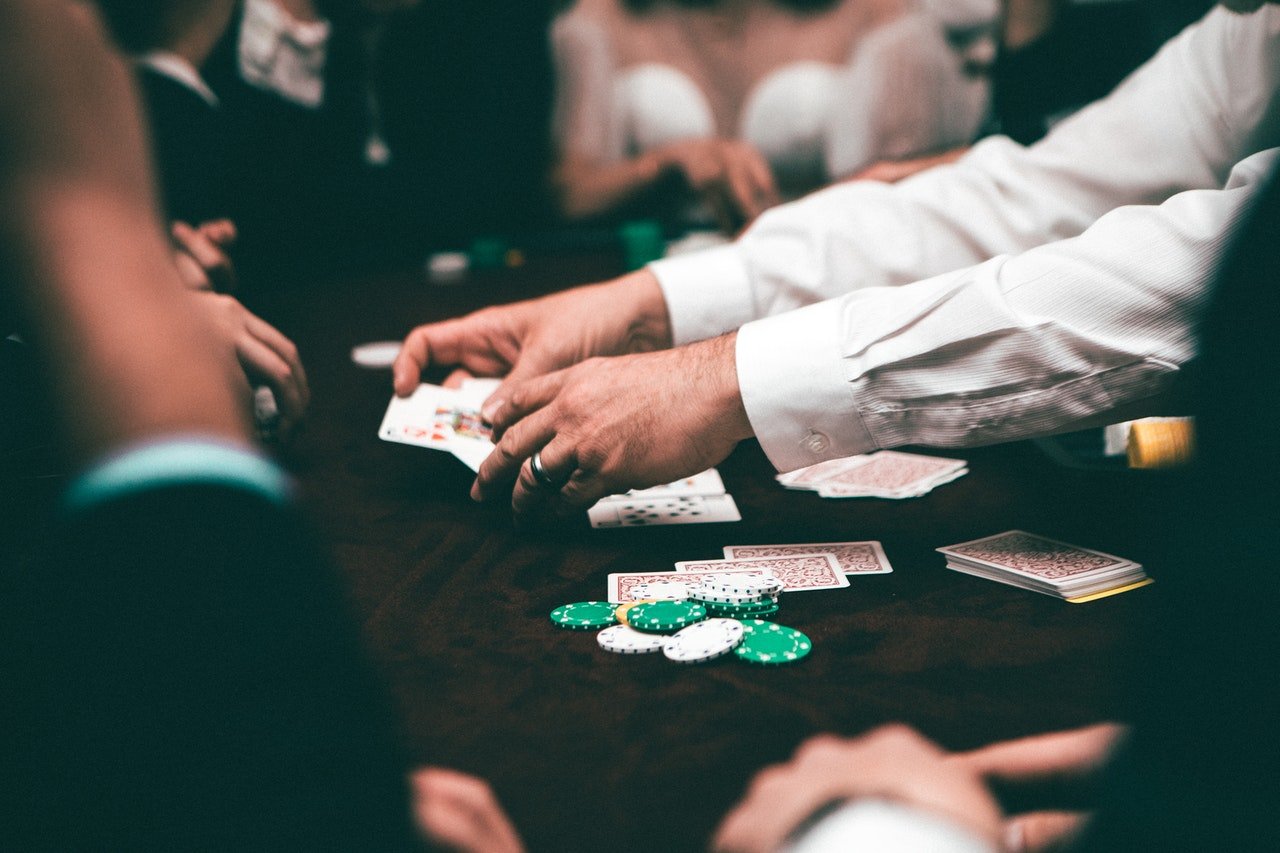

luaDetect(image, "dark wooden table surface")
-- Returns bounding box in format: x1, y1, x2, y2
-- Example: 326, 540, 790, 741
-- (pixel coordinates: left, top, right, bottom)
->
251, 253, 1171, 853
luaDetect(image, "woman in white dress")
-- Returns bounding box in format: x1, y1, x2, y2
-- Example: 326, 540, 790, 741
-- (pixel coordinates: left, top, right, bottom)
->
551, 0, 998, 229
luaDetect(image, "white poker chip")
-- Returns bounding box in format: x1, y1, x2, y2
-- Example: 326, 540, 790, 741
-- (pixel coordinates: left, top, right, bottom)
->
629, 581, 690, 601
662, 618, 745, 664
702, 573, 784, 596
425, 251, 470, 284
350, 341, 402, 369
689, 585, 772, 606
597, 624, 666, 655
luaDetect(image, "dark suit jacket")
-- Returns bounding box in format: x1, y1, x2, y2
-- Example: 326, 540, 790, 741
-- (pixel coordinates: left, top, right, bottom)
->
2, 484, 422, 850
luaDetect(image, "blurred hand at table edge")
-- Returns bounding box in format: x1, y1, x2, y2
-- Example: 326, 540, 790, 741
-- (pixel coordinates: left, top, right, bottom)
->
411, 767, 526, 853
172, 218, 238, 293
192, 291, 311, 439
555, 137, 781, 233
713, 723, 1126, 853
712, 725, 1005, 853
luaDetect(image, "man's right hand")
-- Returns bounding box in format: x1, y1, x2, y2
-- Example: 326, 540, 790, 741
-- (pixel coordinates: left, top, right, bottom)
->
392, 269, 673, 420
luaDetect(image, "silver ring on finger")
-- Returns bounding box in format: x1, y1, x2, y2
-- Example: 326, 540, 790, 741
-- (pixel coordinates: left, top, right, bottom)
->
530, 451, 563, 490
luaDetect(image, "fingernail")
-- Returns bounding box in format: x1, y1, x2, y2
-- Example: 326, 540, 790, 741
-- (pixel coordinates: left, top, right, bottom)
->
1003, 821, 1024, 853
481, 399, 502, 423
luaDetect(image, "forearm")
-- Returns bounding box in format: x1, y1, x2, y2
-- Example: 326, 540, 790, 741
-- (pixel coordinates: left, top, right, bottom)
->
553, 152, 666, 221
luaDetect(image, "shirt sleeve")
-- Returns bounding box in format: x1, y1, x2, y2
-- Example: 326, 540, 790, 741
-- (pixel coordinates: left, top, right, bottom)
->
651, 6, 1280, 345
779, 799, 997, 853
65, 436, 291, 511
738, 147, 1277, 471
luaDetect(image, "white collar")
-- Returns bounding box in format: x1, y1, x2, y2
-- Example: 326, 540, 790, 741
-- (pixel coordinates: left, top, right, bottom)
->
136, 51, 220, 108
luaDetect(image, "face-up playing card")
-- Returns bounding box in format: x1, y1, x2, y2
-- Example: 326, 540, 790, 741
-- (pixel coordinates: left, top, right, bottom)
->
724, 541, 893, 575
674, 554, 848, 591
937, 530, 1140, 585
608, 555, 845, 603
587, 494, 740, 529
379, 384, 461, 450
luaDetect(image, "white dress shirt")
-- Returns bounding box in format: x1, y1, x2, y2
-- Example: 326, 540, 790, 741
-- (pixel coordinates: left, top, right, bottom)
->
650, 5, 1280, 472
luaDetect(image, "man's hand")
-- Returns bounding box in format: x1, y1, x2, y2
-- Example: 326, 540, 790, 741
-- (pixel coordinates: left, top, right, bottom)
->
193, 293, 310, 437
393, 269, 672, 416
712, 726, 1004, 853
410, 767, 525, 853
473, 334, 752, 518
949, 723, 1127, 853
653, 138, 780, 230
171, 219, 238, 292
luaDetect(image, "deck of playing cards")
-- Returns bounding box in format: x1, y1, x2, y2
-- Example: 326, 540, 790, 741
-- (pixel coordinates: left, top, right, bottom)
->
937, 530, 1151, 602
379, 379, 500, 472
588, 469, 741, 529
778, 451, 968, 499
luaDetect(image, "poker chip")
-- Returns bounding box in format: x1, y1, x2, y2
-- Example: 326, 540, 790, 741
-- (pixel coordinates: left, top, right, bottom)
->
688, 585, 772, 606
350, 341, 402, 369
626, 600, 708, 633
734, 620, 812, 665
597, 624, 666, 654
614, 599, 659, 627
550, 601, 617, 630
706, 602, 779, 619
701, 573, 784, 596
662, 618, 745, 663
629, 581, 691, 601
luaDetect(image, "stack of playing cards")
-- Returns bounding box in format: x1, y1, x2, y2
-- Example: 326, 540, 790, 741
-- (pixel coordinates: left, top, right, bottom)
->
606, 541, 892, 602
936, 530, 1151, 603
778, 451, 968, 499
587, 469, 741, 529
379, 379, 500, 472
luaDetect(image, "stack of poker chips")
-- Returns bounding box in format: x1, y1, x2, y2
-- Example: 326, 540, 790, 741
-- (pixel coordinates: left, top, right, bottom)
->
549, 573, 810, 666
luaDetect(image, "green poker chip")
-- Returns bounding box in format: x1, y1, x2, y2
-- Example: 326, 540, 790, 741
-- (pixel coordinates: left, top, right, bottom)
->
734, 620, 811, 665
550, 601, 617, 630
627, 600, 708, 633
709, 603, 779, 619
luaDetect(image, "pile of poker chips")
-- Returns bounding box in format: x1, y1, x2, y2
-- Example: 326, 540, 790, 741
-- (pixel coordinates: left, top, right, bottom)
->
549, 573, 810, 665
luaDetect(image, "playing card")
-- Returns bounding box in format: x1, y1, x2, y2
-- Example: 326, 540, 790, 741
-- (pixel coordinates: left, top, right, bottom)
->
816, 466, 969, 499
587, 494, 740, 529
615, 468, 726, 500
776, 456, 869, 489
379, 384, 461, 451
673, 554, 848, 591
607, 555, 845, 603
816, 451, 966, 494
725, 541, 893, 575
937, 530, 1141, 587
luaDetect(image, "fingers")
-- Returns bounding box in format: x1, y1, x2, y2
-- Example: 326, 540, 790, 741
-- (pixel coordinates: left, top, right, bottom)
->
486, 368, 566, 439
171, 220, 236, 293
198, 218, 237, 247
393, 319, 475, 397
411, 768, 525, 853
243, 312, 309, 408
473, 405, 559, 502
235, 333, 306, 433
740, 144, 779, 209
1003, 811, 1092, 853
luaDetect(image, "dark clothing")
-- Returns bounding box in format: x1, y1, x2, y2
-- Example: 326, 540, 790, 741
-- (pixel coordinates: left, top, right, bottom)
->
136, 67, 232, 225
2, 484, 421, 850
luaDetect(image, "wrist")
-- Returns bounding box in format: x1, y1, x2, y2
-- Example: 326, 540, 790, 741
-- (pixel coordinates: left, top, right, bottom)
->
613, 269, 674, 351
693, 332, 753, 443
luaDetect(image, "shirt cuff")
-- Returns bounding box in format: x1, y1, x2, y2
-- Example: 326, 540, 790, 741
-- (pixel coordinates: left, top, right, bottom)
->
65, 436, 291, 512
648, 245, 756, 346
779, 799, 997, 853
736, 300, 877, 472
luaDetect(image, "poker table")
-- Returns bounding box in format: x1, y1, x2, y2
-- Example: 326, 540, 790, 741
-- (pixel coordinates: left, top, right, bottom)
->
253, 252, 1167, 853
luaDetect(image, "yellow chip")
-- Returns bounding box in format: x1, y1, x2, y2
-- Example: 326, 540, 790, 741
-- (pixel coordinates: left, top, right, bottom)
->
615, 599, 659, 627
